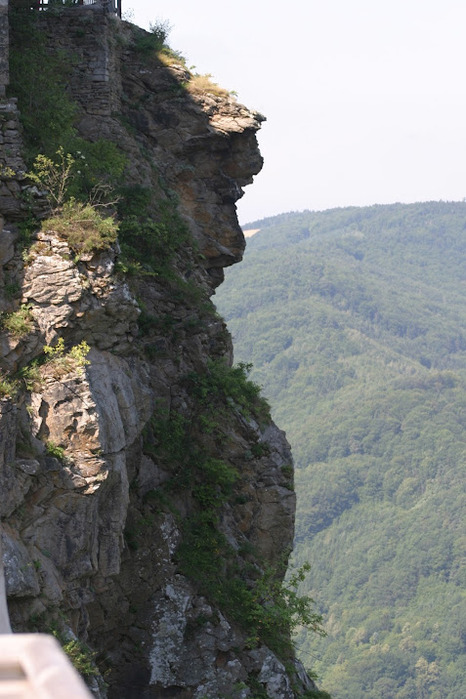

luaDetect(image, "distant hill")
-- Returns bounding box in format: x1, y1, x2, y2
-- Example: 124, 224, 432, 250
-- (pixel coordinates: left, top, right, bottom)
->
215, 202, 466, 698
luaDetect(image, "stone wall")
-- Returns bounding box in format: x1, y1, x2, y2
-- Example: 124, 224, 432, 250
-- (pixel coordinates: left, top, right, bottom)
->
37, 6, 120, 117
0, 0, 8, 98
0, 99, 26, 220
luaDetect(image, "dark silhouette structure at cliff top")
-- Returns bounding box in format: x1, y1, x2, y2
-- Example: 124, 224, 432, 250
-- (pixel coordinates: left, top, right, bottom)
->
36, 0, 121, 17
0, 0, 123, 97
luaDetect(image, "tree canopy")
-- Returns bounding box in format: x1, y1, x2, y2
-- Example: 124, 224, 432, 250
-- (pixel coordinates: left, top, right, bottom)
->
216, 202, 466, 698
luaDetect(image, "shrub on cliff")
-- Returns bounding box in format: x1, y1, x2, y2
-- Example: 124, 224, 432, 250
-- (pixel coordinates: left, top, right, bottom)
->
43, 337, 90, 378
0, 373, 18, 399
8, 6, 77, 160
186, 74, 234, 99
29, 147, 75, 209
42, 200, 118, 254
0, 304, 35, 339
185, 359, 270, 420
117, 185, 191, 271
134, 20, 171, 55
29, 145, 126, 209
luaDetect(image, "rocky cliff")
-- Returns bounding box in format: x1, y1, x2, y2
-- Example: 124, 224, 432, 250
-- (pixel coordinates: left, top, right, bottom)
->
0, 6, 318, 697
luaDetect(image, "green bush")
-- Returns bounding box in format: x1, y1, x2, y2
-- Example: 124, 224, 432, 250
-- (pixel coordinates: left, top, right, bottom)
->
30, 143, 126, 210
178, 524, 324, 660
1, 305, 34, 339
0, 373, 18, 398
61, 639, 98, 678
12, 338, 90, 394
246, 563, 325, 657
185, 360, 270, 420
191, 457, 238, 510
29, 148, 75, 209
17, 361, 43, 393
45, 441, 66, 461
42, 337, 90, 378
134, 20, 172, 55
117, 184, 153, 218
4, 281, 21, 299
67, 139, 127, 203
198, 457, 238, 491
42, 199, 118, 254
143, 411, 190, 466
141, 398, 320, 667
117, 190, 190, 272
149, 407, 320, 661
9, 7, 128, 205
8, 8, 77, 160
247, 675, 269, 698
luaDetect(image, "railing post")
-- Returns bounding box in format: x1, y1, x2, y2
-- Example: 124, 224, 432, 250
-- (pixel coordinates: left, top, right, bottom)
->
0, 529, 12, 634
31, 1, 121, 15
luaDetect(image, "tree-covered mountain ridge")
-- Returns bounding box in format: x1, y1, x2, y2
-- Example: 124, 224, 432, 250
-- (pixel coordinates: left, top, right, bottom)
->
215, 201, 466, 698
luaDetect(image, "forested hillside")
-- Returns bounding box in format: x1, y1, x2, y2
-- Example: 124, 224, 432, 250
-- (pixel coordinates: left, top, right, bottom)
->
215, 202, 466, 698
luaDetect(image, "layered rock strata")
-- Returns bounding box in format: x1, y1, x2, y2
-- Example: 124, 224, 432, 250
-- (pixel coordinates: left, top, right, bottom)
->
0, 8, 316, 698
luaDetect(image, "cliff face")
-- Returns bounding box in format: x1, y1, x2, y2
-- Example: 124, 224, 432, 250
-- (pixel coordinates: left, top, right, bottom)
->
0, 7, 316, 698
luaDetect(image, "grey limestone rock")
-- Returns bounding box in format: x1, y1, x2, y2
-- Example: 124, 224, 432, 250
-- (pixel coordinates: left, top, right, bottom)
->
0, 10, 318, 699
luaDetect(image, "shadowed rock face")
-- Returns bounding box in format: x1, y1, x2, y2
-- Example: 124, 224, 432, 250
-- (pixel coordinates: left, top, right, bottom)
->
0, 10, 316, 698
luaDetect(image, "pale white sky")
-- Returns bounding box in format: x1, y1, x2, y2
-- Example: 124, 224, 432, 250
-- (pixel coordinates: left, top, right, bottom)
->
126, 0, 466, 225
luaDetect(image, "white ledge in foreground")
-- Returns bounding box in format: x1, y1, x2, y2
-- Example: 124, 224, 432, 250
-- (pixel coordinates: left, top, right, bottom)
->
0, 634, 92, 698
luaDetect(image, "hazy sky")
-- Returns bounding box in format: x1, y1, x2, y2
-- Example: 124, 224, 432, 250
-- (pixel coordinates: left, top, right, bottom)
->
126, 0, 466, 225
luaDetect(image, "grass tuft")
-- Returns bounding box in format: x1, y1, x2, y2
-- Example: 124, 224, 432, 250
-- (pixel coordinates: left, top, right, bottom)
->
42, 200, 118, 254
186, 74, 235, 99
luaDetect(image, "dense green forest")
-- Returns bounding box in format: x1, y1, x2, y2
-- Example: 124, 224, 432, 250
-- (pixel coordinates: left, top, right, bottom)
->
215, 202, 466, 698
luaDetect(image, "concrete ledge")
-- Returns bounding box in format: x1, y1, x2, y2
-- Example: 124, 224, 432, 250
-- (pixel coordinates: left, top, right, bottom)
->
0, 635, 92, 697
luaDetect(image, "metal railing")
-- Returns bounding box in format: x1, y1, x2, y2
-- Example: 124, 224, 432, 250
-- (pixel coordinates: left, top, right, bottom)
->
0, 635, 93, 697
36, 1, 122, 17
1, 532, 92, 696
0, 534, 11, 635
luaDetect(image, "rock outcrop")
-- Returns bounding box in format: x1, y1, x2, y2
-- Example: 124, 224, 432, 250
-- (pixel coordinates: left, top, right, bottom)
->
0, 6, 317, 697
